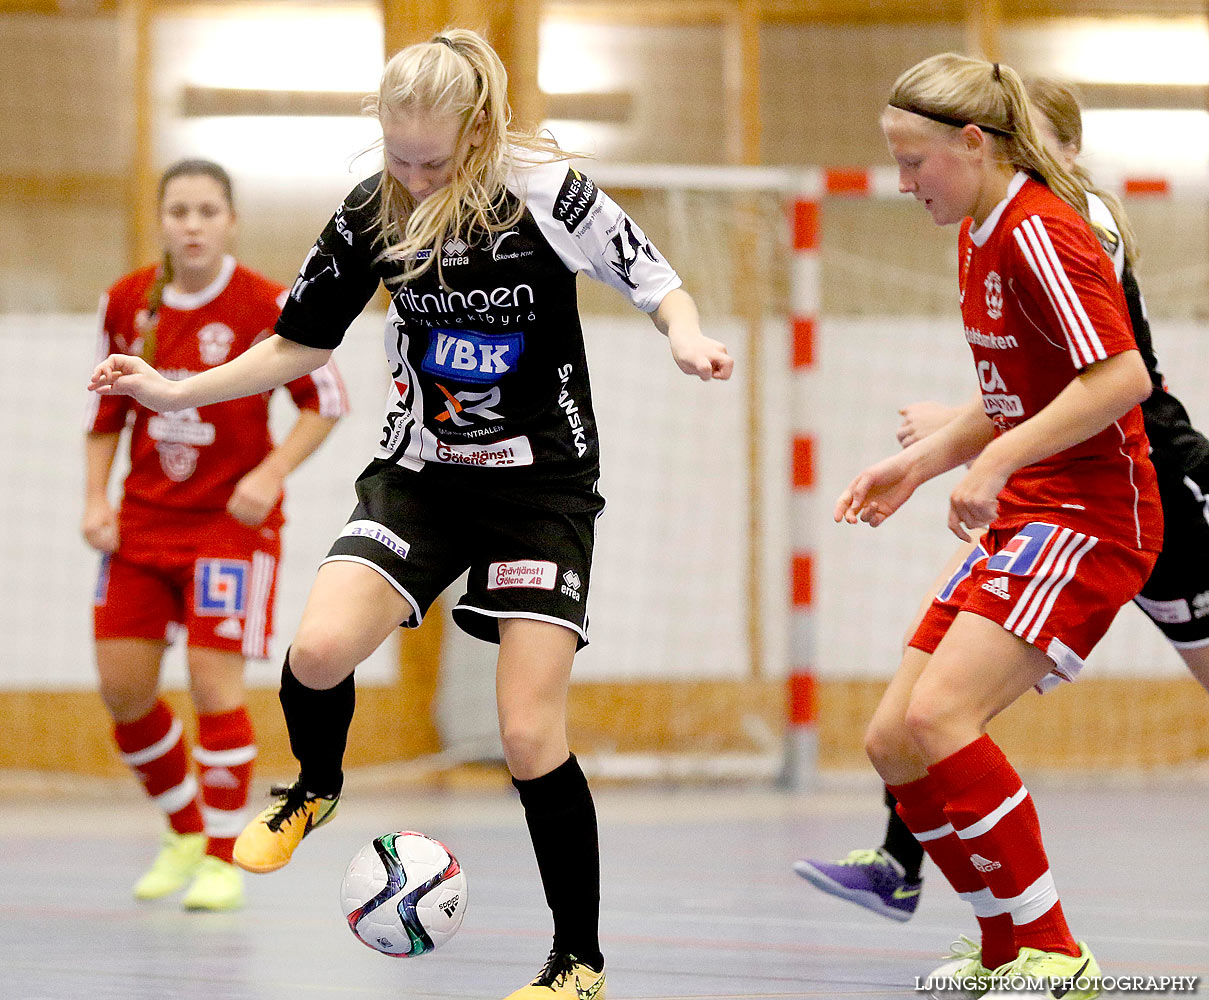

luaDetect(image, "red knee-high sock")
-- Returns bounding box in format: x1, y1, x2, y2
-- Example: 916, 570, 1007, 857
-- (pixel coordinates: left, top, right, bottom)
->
887, 773, 1016, 969
114, 699, 203, 835
194, 707, 257, 864
929, 735, 1079, 959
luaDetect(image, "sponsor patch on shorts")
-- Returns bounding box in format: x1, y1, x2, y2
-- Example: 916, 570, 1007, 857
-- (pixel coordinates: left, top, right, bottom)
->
1134, 594, 1192, 625
95, 554, 112, 606
195, 559, 250, 617
424, 434, 535, 468
487, 560, 557, 590
339, 520, 411, 559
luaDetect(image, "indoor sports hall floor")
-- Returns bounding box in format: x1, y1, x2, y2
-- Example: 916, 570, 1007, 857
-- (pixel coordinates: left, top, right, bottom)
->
2, 769, 1205, 999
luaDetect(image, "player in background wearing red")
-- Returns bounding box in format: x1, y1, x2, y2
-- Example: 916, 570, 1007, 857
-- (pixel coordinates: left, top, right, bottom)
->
90, 31, 731, 999
84, 159, 347, 911
796, 79, 1209, 946
827, 56, 1162, 999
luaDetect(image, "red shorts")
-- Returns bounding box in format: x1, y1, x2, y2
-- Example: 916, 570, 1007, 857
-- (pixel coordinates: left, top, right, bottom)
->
909, 521, 1156, 692
93, 509, 281, 658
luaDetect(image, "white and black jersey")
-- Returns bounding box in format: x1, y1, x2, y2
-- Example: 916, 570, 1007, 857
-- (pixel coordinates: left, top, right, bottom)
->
1088, 192, 1209, 645
276, 157, 682, 487
1087, 192, 1209, 473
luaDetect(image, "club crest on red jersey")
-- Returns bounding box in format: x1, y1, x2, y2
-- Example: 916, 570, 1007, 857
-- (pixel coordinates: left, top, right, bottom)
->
984, 270, 1003, 320
198, 322, 235, 365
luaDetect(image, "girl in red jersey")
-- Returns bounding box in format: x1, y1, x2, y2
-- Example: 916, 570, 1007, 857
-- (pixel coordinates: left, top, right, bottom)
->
797, 80, 1209, 934
834, 56, 1161, 999
84, 159, 347, 911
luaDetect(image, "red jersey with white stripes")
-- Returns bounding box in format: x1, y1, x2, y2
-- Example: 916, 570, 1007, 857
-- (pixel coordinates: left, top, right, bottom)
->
87, 256, 348, 528
958, 173, 1161, 551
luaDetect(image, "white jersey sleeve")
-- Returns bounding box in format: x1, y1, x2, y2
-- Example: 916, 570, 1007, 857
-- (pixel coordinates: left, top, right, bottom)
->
1086, 191, 1126, 281
511, 157, 682, 313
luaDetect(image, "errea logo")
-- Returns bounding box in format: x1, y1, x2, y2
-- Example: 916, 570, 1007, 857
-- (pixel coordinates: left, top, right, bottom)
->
442, 236, 469, 266
561, 569, 582, 602
985, 270, 1003, 320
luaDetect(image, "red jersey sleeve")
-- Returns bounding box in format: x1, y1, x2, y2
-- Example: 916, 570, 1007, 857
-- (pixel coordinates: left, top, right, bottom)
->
1007, 211, 1137, 370
282, 358, 349, 418
85, 291, 132, 434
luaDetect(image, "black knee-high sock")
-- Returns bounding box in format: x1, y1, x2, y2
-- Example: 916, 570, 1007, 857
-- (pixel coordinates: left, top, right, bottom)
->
512, 753, 603, 971
881, 786, 924, 882
278, 650, 355, 797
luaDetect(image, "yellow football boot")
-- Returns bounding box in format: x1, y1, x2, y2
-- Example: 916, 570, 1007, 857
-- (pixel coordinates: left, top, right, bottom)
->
182, 855, 245, 911
132, 830, 206, 900
504, 951, 605, 1000
232, 781, 339, 874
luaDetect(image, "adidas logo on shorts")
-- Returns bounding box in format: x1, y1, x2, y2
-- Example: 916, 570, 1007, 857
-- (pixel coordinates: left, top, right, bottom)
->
215, 617, 244, 640
980, 575, 1011, 600
971, 853, 1002, 872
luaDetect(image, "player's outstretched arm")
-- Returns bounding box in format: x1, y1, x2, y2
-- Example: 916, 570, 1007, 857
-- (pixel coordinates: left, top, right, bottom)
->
650, 288, 733, 382
88, 334, 333, 413
838, 396, 993, 532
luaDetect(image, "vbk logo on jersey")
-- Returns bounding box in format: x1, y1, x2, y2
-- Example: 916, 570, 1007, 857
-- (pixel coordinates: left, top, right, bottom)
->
984, 270, 1003, 320
422, 328, 523, 384
195, 560, 250, 617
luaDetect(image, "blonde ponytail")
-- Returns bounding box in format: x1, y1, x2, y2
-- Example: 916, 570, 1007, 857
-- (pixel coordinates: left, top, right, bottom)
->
1025, 77, 1139, 264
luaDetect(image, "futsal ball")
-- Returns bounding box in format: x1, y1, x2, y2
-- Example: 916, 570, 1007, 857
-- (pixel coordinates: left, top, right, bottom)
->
339, 831, 467, 957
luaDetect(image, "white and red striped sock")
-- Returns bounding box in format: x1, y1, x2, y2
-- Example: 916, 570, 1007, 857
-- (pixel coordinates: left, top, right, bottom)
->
930, 734, 1079, 959
888, 772, 1016, 969
114, 699, 203, 835
194, 706, 256, 864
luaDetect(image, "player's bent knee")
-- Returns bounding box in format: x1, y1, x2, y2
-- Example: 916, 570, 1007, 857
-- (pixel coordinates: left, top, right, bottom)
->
97, 680, 159, 723
499, 718, 566, 777
902, 691, 959, 759
289, 629, 358, 689
863, 716, 913, 773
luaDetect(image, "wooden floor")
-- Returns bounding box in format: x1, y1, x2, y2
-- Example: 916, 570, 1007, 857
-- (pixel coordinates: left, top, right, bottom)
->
1, 770, 1206, 999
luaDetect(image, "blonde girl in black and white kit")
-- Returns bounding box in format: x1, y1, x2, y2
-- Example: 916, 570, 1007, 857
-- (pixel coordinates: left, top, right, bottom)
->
90, 28, 732, 1000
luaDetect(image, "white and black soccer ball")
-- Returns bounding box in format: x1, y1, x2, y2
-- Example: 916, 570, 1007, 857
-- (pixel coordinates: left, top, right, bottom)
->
339, 831, 467, 957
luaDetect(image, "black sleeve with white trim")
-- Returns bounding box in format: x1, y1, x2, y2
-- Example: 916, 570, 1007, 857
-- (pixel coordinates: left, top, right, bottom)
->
275, 177, 383, 351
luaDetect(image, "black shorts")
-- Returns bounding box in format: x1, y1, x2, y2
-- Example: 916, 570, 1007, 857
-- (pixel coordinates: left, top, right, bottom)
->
323, 463, 605, 647
1134, 457, 1209, 648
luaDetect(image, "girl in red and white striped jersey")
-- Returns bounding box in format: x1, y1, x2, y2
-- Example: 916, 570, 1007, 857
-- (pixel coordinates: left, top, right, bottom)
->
84, 159, 346, 912
796, 78, 1209, 938
835, 55, 1162, 999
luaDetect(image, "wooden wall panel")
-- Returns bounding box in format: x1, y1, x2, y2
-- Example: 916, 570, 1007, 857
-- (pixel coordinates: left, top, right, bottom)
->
6, 677, 1205, 777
